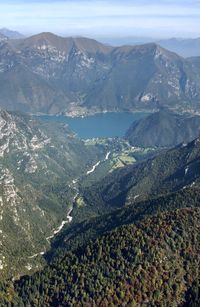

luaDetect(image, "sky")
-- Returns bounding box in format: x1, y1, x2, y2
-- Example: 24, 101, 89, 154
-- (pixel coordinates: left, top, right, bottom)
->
0, 0, 200, 39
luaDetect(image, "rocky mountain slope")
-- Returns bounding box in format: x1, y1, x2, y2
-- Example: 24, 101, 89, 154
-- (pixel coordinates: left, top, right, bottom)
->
0, 110, 104, 279
0, 33, 8, 43
125, 109, 200, 147
0, 32, 200, 115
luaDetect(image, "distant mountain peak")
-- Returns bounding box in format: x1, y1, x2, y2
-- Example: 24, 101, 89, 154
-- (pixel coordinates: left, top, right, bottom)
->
23, 32, 111, 54
0, 28, 24, 39
158, 37, 200, 57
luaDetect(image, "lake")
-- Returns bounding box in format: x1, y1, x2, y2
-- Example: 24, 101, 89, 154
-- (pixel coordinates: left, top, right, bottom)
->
37, 112, 148, 139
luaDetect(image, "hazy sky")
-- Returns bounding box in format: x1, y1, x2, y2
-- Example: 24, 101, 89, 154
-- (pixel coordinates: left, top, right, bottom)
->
0, 0, 200, 38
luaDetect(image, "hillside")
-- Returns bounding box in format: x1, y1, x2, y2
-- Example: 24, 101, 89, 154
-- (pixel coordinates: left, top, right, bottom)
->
0, 33, 200, 114
125, 109, 200, 147
13, 208, 200, 306
0, 110, 105, 279
79, 136, 200, 214
46, 185, 200, 262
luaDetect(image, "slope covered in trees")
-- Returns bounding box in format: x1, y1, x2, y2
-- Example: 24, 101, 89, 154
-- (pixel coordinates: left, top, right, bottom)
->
78, 137, 200, 215
46, 185, 200, 262
13, 208, 200, 306
125, 109, 200, 148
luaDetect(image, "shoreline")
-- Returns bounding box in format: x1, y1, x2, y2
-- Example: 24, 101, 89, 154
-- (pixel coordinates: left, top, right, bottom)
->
32, 109, 154, 119
30, 106, 200, 119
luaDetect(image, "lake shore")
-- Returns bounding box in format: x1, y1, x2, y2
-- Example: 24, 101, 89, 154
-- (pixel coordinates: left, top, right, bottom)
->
34, 112, 149, 139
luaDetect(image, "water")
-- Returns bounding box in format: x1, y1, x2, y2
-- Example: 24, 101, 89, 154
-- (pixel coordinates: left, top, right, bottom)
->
37, 112, 148, 139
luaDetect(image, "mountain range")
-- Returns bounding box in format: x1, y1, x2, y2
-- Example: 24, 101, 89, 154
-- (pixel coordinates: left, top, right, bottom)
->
158, 37, 200, 58
0, 28, 24, 39
1, 32, 200, 115
102, 36, 200, 58
2, 28, 200, 57
125, 108, 200, 147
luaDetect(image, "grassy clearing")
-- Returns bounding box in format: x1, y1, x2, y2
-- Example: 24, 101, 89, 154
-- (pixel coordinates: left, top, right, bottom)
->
76, 196, 86, 208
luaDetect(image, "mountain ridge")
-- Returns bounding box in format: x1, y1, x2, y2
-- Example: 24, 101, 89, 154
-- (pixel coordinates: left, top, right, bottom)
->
0, 28, 25, 39
1, 32, 200, 115
125, 108, 200, 147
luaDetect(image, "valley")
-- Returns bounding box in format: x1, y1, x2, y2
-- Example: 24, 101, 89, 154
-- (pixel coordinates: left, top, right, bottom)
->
0, 110, 109, 279
0, 26, 200, 306
1, 108, 200, 286
0, 109, 158, 281
0, 109, 200, 306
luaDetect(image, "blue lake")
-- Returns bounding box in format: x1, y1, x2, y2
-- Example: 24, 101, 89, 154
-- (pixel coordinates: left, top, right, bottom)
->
37, 112, 148, 139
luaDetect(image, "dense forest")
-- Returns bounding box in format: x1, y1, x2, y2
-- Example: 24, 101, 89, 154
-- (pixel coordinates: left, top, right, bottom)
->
47, 185, 200, 261
1, 181, 200, 306
11, 208, 200, 306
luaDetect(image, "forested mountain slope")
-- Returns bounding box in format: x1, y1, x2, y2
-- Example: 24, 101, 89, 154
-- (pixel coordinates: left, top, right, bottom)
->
47, 185, 200, 262
13, 208, 200, 306
79, 137, 200, 214
125, 109, 200, 147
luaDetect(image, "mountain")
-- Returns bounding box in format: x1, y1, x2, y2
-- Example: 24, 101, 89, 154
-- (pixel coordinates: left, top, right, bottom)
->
101, 36, 200, 58
0, 32, 200, 114
18, 32, 110, 53
0, 28, 24, 39
13, 208, 200, 306
125, 109, 200, 147
46, 184, 200, 263
0, 110, 105, 279
0, 33, 8, 43
158, 37, 200, 58
79, 136, 200, 215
